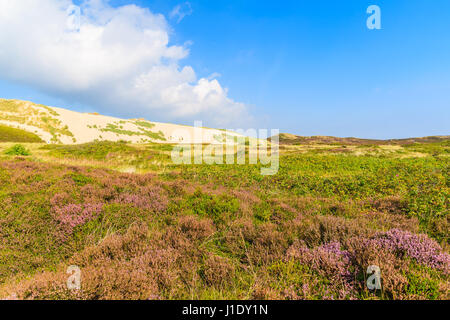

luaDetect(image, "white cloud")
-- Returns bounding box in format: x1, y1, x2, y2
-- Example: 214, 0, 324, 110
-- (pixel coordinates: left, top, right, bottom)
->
0, 0, 250, 126
169, 2, 193, 23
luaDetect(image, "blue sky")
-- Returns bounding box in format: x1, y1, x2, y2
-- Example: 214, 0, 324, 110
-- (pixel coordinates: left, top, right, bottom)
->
0, 0, 449, 138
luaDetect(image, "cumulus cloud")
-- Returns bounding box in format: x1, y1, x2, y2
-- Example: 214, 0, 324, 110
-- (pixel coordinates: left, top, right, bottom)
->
169, 2, 193, 23
0, 0, 250, 126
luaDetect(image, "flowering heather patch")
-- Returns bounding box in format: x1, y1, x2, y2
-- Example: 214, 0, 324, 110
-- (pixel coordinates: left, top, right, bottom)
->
48, 173, 168, 241
114, 193, 153, 209
52, 202, 103, 240
284, 229, 450, 299
113, 188, 168, 213
369, 229, 450, 273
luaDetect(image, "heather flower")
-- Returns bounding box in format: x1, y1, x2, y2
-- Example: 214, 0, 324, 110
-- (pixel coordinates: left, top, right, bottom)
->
52, 203, 103, 240
369, 229, 450, 273
287, 240, 357, 299
319, 242, 353, 264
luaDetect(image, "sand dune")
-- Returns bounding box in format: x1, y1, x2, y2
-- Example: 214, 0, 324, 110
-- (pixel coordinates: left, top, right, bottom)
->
0, 99, 243, 144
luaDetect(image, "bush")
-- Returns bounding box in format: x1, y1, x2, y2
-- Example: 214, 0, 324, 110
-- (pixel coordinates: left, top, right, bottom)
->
4, 144, 31, 156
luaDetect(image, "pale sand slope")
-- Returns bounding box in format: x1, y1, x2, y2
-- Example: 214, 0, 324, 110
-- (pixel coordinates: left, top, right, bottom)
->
0, 98, 245, 145
51, 106, 243, 144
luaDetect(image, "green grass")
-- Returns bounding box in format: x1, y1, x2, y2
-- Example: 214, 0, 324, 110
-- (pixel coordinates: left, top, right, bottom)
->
403, 140, 450, 155
41, 141, 137, 160
39, 141, 173, 172
0, 124, 43, 143
173, 189, 240, 225
0, 139, 448, 300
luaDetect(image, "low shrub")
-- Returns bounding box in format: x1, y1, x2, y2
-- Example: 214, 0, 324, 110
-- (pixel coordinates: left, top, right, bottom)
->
4, 144, 31, 156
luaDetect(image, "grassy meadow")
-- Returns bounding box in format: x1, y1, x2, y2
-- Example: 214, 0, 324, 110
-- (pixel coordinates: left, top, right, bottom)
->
0, 138, 448, 300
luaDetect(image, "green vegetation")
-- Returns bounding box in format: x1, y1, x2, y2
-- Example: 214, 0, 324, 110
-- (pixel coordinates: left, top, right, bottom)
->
134, 120, 155, 129
4, 144, 31, 156
173, 189, 240, 225
0, 138, 448, 300
403, 140, 450, 156
39, 141, 173, 172
0, 124, 43, 143
41, 141, 137, 160
101, 122, 166, 141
